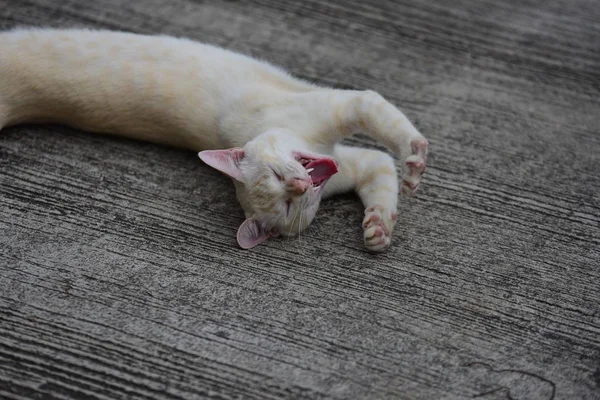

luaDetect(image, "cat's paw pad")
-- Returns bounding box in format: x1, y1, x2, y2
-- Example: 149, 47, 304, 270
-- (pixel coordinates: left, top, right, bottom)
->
363, 206, 397, 252
401, 139, 428, 196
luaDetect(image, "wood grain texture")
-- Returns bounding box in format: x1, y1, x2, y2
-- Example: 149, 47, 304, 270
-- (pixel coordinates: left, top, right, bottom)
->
1, 0, 599, 399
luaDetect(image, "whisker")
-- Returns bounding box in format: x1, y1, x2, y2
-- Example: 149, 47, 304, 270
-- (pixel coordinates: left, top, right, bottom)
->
301, 201, 311, 246
296, 204, 301, 245
298, 206, 303, 245
288, 205, 300, 237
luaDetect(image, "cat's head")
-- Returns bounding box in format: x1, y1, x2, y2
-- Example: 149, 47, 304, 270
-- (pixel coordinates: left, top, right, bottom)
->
198, 137, 338, 249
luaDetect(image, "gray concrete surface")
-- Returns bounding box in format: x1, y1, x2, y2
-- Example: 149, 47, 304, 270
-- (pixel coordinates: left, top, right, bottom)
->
1, 0, 599, 399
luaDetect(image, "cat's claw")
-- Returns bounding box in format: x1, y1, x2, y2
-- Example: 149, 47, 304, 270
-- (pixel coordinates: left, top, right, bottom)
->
401, 139, 428, 196
363, 206, 396, 252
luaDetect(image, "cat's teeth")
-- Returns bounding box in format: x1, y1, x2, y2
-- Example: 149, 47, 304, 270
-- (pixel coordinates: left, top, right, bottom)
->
306, 168, 314, 173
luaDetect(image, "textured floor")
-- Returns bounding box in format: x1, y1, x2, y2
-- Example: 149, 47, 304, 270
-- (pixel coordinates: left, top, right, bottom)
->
1, 1, 599, 399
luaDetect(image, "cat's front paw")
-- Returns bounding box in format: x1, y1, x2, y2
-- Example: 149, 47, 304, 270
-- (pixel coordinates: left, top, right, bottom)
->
363, 206, 397, 252
401, 139, 428, 196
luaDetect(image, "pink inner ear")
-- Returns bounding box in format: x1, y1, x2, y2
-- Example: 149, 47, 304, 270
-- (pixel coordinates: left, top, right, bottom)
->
237, 218, 271, 249
198, 148, 245, 182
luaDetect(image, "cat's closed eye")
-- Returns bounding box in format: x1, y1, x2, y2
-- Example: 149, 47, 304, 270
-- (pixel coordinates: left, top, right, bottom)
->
270, 167, 284, 181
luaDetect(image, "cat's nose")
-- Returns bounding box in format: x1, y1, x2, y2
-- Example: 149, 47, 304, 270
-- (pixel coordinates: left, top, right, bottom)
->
287, 178, 310, 195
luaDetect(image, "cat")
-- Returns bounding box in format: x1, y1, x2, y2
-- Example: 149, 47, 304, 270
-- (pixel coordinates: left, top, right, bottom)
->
0, 28, 428, 252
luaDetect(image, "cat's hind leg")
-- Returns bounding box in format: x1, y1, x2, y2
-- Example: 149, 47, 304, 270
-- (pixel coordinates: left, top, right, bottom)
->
323, 144, 399, 252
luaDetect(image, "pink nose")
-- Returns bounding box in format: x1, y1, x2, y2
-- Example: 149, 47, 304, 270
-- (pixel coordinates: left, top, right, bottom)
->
288, 178, 310, 195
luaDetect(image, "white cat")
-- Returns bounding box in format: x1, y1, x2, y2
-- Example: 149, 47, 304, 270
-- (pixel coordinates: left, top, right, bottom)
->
0, 28, 428, 252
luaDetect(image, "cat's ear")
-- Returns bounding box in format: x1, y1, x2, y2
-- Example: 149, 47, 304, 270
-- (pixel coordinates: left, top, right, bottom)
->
237, 218, 272, 249
198, 148, 245, 182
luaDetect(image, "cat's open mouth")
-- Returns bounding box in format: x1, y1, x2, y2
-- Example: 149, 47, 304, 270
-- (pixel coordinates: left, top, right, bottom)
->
295, 152, 338, 192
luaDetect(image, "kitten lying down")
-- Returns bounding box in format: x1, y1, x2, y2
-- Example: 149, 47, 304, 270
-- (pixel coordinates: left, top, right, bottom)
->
0, 28, 428, 252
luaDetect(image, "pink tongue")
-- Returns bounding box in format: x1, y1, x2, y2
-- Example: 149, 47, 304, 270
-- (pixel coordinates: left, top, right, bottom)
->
306, 158, 338, 182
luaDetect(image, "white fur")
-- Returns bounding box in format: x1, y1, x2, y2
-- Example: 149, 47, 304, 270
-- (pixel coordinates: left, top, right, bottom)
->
0, 28, 428, 251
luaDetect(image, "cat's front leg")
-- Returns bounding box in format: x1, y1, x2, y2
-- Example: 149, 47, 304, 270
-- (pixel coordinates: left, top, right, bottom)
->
324, 145, 399, 252
301, 90, 428, 196
348, 90, 428, 197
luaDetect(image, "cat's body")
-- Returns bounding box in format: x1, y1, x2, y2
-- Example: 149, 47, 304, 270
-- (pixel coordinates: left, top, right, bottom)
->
0, 28, 428, 251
